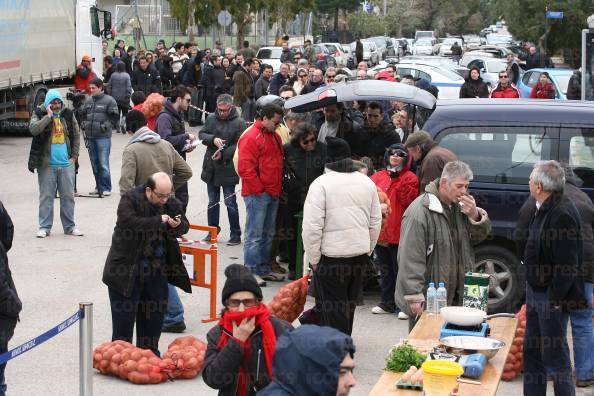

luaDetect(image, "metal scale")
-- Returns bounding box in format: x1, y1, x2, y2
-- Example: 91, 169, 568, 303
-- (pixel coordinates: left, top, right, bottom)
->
439, 322, 490, 339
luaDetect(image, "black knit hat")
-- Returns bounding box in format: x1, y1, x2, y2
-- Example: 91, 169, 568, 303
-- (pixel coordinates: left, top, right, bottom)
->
222, 264, 263, 304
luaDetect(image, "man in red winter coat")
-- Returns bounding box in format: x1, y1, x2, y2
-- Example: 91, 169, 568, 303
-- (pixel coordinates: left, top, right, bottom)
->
370, 143, 419, 318
74, 54, 96, 95
490, 71, 520, 98
237, 103, 285, 285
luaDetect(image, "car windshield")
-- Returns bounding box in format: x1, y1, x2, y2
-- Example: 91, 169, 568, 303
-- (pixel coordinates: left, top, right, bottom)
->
487, 60, 507, 73
363, 42, 374, 50
426, 65, 463, 80
442, 38, 459, 45
369, 38, 386, 48
416, 40, 433, 46
555, 75, 571, 94
258, 48, 282, 59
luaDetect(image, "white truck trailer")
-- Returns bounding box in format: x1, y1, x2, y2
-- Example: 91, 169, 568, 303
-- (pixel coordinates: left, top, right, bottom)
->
0, 0, 111, 133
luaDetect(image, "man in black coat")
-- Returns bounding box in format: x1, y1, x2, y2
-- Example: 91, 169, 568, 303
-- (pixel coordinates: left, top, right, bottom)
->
102, 173, 191, 355
353, 102, 401, 170
131, 56, 162, 94
201, 55, 226, 113
520, 161, 588, 395
0, 201, 21, 394
516, 166, 594, 388
268, 63, 290, 96
199, 94, 246, 246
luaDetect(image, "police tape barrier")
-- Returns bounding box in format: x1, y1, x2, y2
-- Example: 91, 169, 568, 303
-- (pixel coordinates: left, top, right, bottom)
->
0, 302, 94, 396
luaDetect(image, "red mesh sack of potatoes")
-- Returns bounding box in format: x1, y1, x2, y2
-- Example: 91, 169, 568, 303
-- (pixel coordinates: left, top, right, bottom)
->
501, 304, 526, 382
267, 275, 309, 323
93, 340, 169, 384
163, 336, 208, 379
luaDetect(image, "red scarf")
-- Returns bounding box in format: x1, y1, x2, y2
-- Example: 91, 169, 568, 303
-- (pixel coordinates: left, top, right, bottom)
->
216, 304, 276, 396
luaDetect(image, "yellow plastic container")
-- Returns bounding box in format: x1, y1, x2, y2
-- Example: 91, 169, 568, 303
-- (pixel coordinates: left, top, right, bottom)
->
421, 360, 463, 396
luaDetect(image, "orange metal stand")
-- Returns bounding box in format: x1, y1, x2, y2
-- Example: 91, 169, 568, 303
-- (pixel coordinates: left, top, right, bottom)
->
179, 224, 218, 323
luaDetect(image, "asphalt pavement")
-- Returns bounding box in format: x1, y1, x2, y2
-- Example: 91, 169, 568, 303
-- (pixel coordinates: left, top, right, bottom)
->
0, 125, 586, 395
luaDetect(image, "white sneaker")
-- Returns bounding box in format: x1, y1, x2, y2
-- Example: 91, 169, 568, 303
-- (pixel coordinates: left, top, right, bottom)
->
398, 311, 409, 320
371, 306, 394, 314
36, 229, 49, 238
66, 228, 84, 236
103, 191, 111, 196
253, 275, 267, 287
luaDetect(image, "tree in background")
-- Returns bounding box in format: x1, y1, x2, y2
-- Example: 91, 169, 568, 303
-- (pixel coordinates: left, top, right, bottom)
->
317, 0, 361, 31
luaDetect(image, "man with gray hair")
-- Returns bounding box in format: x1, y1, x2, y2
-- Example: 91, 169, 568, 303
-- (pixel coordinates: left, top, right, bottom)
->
395, 161, 491, 330
199, 94, 246, 246
521, 160, 588, 394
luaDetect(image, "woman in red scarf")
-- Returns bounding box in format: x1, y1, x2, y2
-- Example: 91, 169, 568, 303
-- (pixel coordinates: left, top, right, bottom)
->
529, 72, 556, 99
202, 264, 292, 396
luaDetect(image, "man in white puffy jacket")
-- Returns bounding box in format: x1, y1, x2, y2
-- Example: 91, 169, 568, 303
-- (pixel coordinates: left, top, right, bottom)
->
302, 158, 382, 335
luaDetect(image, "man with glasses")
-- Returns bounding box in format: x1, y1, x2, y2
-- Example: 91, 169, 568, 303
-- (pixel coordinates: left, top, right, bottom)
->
199, 94, 245, 246
155, 85, 197, 333
103, 172, 192, 356
490, 71, 520, 98
293, 52, 303, 63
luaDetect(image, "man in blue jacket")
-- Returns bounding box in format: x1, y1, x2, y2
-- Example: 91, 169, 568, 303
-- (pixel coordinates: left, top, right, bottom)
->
259, 325, 357, 396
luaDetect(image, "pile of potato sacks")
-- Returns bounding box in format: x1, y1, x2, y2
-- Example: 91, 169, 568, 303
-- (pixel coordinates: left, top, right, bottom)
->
93, 336, 207, 384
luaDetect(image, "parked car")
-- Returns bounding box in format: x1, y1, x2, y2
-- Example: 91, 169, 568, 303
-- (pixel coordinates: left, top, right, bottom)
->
486, 34, 513, 45
517, 68, 574, 100
368, 36, 395, 59
424, 99, 594, 312
460, 55, 508, 88
467, 45, 512, 58
438, 37, 464, 57
415, 30, 436, 41
349, 40, 380, 66
413, 38, 437, 55
313, 44, 337, 70
394, 62, 464, 99
256, 47, 283, 72
464, 35, 483, 49
320, 42, 347, 66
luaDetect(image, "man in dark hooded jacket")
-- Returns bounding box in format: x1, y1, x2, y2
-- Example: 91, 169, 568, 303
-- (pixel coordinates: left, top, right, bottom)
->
258, 325, 356, 396
0, 201, 22, 395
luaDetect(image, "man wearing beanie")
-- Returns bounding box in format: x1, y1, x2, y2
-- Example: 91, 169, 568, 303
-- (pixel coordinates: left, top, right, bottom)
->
119, 110, 192, 197
259, 325, 357, 396
202, 264, 292, 396
29, 89, 82, 238
405, 131, 457, 193
370, 144, 418, 318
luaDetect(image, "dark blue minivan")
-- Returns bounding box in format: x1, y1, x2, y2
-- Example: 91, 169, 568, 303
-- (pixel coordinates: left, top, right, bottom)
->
424, 99, 594, 312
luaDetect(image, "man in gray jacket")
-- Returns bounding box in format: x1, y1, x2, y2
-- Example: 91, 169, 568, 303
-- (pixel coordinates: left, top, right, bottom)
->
80, 77, 119, 196
395, 161, 491, 330
302, 158, 382, 335
119, 110, 192, 195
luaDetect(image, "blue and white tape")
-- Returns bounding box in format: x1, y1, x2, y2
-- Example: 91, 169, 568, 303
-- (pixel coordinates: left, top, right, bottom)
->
0, 309, 82, 365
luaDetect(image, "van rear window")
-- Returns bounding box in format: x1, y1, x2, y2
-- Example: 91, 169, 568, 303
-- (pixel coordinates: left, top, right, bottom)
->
438, 127, 553, 184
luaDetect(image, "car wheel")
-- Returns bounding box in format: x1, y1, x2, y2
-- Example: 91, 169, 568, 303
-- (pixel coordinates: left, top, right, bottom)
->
473, 245, 525, 313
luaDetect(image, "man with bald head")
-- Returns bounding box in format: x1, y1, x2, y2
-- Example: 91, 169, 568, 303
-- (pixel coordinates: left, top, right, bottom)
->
103, 172, 192, 355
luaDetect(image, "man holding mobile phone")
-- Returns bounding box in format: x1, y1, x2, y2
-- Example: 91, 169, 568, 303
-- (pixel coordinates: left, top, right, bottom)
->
199, 94, 246, 246
103, 172, 191, 355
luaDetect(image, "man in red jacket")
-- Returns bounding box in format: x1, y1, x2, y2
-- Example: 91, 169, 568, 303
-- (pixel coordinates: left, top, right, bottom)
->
237, 103, 285, 285
370, 144, 419, 318
74, 54, 96, 95
489, 71, 520, 98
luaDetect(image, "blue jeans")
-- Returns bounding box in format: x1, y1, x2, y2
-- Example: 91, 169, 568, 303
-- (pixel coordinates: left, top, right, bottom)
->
37, 164, 76, 232
163, 284, 184, 326
87, 137, 112, 193
243, 193, 279, 275
523, 284, 575, 396
207, 184, 241, 240
570, 282, 594, 381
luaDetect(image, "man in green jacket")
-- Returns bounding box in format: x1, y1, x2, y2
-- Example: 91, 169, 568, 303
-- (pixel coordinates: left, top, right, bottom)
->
395, 161, 491, 330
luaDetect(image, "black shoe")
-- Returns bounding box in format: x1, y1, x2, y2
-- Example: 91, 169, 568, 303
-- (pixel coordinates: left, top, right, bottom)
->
161, 321, 186, 333
227, 238, 241, 246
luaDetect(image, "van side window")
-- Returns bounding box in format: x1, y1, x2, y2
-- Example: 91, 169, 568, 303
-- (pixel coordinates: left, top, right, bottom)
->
438, 127, 552, 184
565, 129, 594, 189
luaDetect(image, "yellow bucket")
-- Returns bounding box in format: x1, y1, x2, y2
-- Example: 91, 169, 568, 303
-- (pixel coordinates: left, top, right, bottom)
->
421, 360, 463, 396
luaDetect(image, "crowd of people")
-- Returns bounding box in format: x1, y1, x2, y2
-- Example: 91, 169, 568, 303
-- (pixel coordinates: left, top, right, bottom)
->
0, 37, 589, 395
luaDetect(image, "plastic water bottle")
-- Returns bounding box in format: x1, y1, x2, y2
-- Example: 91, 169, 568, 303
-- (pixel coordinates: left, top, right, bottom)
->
436, 282, 448, 314
426, 282, 437, 315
